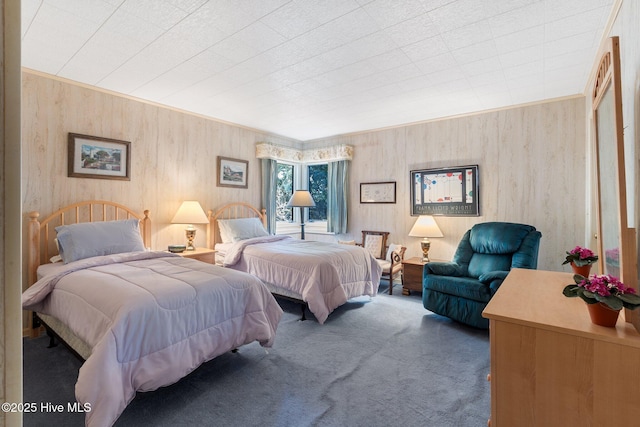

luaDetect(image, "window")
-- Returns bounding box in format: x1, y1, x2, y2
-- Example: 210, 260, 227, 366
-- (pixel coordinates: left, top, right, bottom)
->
276, 163, 294, 222
308, 164, 328, 221
274, 161, 329, 235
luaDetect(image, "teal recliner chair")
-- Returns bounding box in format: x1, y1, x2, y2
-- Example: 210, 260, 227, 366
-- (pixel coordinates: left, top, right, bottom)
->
423, 222, 541, 329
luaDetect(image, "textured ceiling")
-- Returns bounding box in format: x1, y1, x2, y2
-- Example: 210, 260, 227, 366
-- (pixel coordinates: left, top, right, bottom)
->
21, 0, 614, 141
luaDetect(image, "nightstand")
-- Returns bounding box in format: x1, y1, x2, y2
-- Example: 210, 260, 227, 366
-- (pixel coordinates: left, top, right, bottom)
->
401, 257, 446, 295
401, 257, 425, 295
173, 247, 216, 264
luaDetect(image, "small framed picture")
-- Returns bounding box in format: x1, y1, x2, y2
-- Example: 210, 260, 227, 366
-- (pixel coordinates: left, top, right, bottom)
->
217, 156, 248, 188
360, 181, 396, 203
68, 133, 131, 181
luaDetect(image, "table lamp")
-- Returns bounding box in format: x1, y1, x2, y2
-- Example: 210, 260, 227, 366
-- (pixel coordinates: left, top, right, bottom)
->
409, 215, 443, 262
171, 201, 209, 250
286, 190, 315, 240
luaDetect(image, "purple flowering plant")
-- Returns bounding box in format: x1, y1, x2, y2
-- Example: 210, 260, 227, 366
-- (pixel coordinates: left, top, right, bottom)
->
563, 274, 640, 311
562, 245, 599, 267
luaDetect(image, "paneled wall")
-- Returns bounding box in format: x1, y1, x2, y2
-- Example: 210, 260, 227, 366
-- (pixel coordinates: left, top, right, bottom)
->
307, 97, 587, 272
22, 70, 586, 277
21, 70, 299, 282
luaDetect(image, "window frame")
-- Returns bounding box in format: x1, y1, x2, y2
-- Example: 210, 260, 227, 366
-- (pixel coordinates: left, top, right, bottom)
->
274, 160, 331, 235
275, 162, 295, 224
304, 161, 329, 234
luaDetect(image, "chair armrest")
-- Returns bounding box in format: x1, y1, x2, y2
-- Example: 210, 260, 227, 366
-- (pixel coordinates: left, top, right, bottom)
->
478, 271, 509, 293
389, 246, 406, 265
424, 261, 463, 276
478, 270, 509, 283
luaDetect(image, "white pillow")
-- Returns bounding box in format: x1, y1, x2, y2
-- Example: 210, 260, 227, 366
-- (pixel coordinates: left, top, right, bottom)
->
386, 243, 402, 261
55, 219, 145, 264
338, 240, 356, 245
217, 218, 268, 243
217, 220, 232, 243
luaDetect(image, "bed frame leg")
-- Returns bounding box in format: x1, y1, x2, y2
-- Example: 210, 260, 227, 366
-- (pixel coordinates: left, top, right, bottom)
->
45, 328, 58, 349
299, 303, 307, 321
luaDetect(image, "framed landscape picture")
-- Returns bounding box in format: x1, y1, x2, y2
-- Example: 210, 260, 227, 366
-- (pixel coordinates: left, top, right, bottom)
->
410, 165, 479, 216
68, 133, 131, 181
217, 156, 248, 188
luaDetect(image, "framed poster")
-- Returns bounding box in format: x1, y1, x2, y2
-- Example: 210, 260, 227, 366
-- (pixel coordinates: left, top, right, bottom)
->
360, 181, 396, 203
217, 156, 248, 188
410, 165, 479, 216
68, 133, 131, 180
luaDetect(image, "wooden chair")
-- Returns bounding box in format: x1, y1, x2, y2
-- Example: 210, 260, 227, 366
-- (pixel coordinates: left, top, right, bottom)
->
379, 244, 406, 295
359, 231, 406, 295
360, 231, 389, 259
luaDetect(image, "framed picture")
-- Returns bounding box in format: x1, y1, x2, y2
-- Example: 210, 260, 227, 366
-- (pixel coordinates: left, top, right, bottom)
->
410, 165, 479, 216
217, 156, 248, 188
360, 181, 396, 204
68, 133, 131, 181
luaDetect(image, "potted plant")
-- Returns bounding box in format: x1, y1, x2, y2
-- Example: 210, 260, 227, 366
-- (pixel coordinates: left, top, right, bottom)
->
562, 246, 598, 276
563, 274, 640, 326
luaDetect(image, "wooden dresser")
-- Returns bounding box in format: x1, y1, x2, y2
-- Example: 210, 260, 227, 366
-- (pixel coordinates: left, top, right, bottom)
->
483, 268, 640, 427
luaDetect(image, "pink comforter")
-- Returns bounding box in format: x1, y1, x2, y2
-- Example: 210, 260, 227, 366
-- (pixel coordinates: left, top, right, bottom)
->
223, 235, 382, 323
22, 251, 282, 427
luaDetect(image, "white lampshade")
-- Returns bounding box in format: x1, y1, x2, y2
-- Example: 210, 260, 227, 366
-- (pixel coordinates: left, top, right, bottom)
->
409, 215, 443, 238
286, 190, 316, 208
171, 201, 209, 225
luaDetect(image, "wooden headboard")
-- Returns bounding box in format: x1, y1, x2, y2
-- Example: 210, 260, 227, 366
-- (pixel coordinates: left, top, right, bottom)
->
27, 200, 151, 287
207, 203, 267, 248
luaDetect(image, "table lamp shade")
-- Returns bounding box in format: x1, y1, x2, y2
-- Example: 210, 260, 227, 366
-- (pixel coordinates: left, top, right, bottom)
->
171, 201, 209, 225
409, 215, 443, 262
409, 215, 443, 238
286, 190, 316, 207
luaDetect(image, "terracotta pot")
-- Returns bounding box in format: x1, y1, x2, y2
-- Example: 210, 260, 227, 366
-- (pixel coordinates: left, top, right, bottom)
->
587, 302, 620, 327
571, 262, 592, 278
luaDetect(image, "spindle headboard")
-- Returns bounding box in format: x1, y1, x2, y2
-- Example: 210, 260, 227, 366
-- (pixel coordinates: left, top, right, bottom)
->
207, 203, 267, 248
27, 200, 151, 287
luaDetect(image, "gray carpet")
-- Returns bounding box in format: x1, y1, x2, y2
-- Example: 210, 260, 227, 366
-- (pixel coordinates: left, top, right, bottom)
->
23, 283, 490, 427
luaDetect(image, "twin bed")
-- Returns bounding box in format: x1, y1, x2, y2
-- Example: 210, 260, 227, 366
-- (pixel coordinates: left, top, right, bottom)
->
208, 203, 382, 324
23, 201, 282, 427
23, 200, 381, 427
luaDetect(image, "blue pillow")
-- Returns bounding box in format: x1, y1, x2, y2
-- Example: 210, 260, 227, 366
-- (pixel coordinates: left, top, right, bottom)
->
55, 219, 145, 264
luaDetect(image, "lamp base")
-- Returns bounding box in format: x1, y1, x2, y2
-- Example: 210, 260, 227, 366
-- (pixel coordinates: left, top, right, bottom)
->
299, 206, 306, 240
185, 227, 196, 251
420, 238, 431, 262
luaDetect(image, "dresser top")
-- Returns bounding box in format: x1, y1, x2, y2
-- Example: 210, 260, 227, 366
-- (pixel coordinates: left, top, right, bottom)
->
483, 268, 640, 347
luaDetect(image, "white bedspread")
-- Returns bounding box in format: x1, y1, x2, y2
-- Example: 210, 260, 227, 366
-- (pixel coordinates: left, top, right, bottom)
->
223, 235, 381, 324
22, 251, 282, 427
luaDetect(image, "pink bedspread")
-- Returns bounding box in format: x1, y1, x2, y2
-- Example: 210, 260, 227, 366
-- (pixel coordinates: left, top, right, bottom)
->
22, 251, 282, 427
223, 235, 382, 323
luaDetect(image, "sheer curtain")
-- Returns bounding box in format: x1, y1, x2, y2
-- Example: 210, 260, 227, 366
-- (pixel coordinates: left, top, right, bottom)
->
261, 158, 277, 234
327, 160, 349, 234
